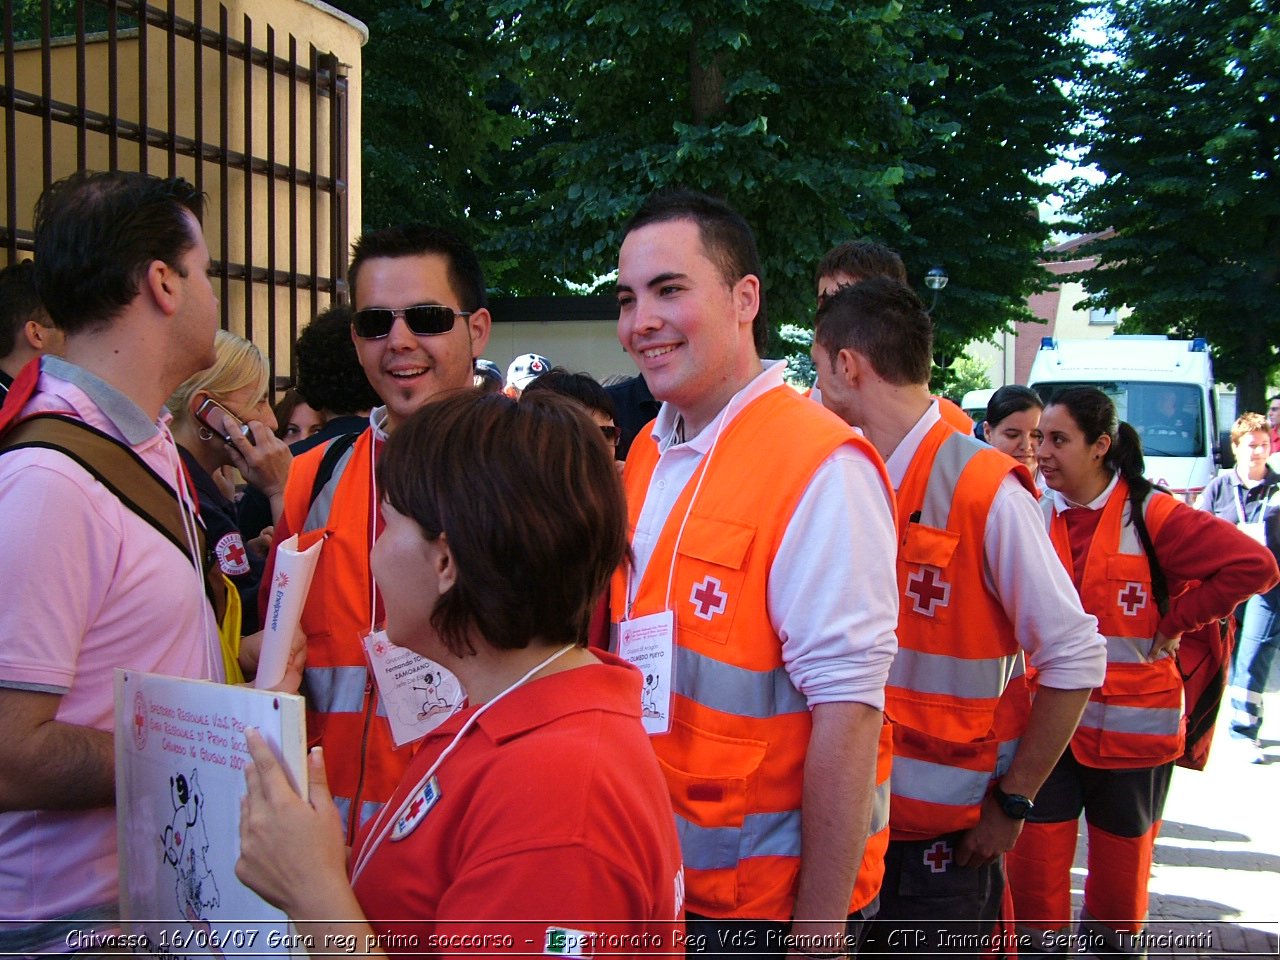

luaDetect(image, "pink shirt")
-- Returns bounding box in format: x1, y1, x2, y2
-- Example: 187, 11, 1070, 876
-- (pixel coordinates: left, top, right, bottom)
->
0, 359, 220, 927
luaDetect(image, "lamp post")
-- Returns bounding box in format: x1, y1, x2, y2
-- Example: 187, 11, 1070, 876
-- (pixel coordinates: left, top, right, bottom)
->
924, 265, 949, 314
924, 265, 953, 369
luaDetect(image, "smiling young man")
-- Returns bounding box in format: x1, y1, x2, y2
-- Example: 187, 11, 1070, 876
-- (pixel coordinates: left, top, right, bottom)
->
610, 189, 900, 956
262, 224, 491, 841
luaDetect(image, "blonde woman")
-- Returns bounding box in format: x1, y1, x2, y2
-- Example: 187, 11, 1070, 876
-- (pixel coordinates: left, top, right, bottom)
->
167, 331, 292, 641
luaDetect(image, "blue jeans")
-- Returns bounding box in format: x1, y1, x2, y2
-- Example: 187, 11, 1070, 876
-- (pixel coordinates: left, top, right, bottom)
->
1230, 583, 1280, 741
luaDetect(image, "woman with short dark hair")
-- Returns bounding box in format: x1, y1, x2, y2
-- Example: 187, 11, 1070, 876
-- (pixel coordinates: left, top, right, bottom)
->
236, 391, 683, 955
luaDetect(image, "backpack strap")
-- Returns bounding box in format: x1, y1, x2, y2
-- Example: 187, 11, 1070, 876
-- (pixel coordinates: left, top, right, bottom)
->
310, 430, 360, 513
0, 414, 227, 621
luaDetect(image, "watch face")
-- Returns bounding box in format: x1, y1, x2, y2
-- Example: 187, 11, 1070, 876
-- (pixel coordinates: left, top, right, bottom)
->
999, 791, 1033, 818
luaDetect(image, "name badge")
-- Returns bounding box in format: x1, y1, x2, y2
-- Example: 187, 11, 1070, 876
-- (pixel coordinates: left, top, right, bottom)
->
362, 629, 464, 747
617, 610, 675, 736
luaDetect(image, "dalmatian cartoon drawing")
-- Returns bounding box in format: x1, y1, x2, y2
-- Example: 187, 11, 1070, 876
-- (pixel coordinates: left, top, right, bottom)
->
642, 673, 664, 719
414, 672, 452, 720
160, 769, 220, 919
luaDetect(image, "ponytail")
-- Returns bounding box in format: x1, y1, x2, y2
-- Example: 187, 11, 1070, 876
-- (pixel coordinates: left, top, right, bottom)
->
1111, 420, 1170, 616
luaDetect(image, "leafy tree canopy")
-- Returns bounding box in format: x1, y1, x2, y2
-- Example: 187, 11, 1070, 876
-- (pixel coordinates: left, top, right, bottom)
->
1070, 0, 1280, 410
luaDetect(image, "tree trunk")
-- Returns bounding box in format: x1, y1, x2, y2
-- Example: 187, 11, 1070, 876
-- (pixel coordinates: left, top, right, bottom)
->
689, 18, 726, 124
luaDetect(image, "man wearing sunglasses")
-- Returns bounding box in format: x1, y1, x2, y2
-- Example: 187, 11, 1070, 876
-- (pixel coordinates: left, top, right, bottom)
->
262, 224, 491, 843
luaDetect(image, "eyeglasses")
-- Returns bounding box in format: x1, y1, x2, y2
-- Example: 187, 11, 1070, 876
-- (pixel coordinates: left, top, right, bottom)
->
600, 425, 621, 446
351, 304, 471, 340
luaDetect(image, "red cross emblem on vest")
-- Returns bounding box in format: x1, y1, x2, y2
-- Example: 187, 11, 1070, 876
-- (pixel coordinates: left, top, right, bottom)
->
1118, 582, 1148, 617
906, 565, 951, 617
690, 575, 728, 621
923, 839, 953, 873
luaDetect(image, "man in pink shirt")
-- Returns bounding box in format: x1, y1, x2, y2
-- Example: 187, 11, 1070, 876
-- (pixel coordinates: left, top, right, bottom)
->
0, 171, 223, 955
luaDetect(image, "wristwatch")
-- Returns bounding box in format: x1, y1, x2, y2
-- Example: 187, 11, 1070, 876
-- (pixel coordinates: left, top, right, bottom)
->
992, 782, 1034, 820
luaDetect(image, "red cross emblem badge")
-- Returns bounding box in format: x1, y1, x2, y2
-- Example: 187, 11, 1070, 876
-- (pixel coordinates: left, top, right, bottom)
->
215, 532, 251, 576
906, 565, 951, 616
1118, 582, 1148, 617
924, 839, 953, 873
391, 775, 441, 841
690, 575, 728, 621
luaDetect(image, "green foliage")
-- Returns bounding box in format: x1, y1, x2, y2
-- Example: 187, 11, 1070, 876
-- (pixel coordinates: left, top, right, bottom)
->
888, 0, 1084, 365
931, 353, 992, 400
324, 0, 1085, 360
777, 323, 816, 388
1070, 0, 1280, 411
8, 1, 132, 42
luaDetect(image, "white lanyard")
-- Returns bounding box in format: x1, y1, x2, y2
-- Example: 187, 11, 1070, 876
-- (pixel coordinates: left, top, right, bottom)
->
625, 390, 744, 619
368, 428, 379, 635
348, 642, 575, 885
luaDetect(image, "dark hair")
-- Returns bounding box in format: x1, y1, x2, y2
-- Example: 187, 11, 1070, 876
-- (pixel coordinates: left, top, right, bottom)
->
33, 171, 205, 335
294, 304, 379, 415
1047, 385, 1172, 609
0, 261, 50, 359
520, 367, 616, 422
985, 385, 1043, 427
622, 188, 768, 354
377, 391, 628, 657
813, 277, 932, 386
1270, 395, 1280, 406
348, 223, 487, 313
815, 240, 907, 288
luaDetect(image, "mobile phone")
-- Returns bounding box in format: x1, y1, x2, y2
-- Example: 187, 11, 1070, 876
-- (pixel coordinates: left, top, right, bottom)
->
195, 397, 256, 446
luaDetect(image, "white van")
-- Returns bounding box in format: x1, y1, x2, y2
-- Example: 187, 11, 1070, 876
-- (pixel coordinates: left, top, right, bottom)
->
1028, 336, 1222, 503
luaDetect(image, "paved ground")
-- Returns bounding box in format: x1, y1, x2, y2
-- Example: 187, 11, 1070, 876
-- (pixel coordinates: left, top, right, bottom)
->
1067, 656, 1280, 957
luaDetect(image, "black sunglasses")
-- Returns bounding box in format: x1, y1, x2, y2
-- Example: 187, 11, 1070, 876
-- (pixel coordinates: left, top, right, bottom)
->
351, 304, 471, 340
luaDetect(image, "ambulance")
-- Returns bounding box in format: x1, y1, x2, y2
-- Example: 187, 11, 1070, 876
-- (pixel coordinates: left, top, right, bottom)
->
1028, 335, 1221, 503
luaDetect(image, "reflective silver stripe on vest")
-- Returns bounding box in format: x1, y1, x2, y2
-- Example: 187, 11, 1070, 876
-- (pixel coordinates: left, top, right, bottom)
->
891, 754, 992, 808
303, 665, 369, 714
674, 645, 808, 719
302, 443, 357, 533
891, 735, 1019, 808
918, 431, 985, 528
333, 796, 385, 833
1079, 700, 1182, 737
887, 646, 1024, 701
869, 777, 891, 836
675, 809, 802, 870
1105, 634, 1151, 664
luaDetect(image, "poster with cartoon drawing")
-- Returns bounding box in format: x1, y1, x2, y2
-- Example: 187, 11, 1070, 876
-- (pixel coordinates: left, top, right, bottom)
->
114, 671, 306, 957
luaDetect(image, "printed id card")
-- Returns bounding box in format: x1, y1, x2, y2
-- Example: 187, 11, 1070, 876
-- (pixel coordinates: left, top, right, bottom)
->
363, 629, 464, 747
617, 610, 675, 736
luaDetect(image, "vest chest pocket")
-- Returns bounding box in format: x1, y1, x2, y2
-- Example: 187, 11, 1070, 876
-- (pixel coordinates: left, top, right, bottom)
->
1104, 554, 1159, 628
898, 522, 960, 625
675, 515, 756, 647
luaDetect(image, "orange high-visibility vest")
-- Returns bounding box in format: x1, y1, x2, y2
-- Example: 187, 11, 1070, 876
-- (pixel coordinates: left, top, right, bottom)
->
888, 419, 1035, 840
1045, 479, 1184, 768
610, 385, 894, 920
279, 428, 412, 838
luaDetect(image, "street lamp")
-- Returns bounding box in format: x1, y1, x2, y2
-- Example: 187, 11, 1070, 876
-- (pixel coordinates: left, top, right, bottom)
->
924, 265, 953, 368
924, 265, 949, 313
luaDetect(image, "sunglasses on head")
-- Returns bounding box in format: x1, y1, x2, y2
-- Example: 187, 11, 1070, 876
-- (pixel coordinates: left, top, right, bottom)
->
351, 304, 471, 340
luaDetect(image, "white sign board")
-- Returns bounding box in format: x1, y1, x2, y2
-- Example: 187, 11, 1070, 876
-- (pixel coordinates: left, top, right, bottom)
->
114, 671, 306, 957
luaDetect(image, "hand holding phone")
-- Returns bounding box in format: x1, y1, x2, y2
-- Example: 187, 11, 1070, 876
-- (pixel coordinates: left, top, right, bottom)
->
195, 397, 256, 446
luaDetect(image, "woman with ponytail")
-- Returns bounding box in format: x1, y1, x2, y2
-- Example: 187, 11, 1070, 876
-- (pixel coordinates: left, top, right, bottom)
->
1005, 387, 1277, 957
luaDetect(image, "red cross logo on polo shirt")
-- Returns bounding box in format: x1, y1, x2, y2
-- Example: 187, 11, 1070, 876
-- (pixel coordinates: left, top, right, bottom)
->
1118, 582, 1148, 617
906, 565, 951, 617
225, 540, 246, 567
924, 840, 952, 873
690, 576, 728, 621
